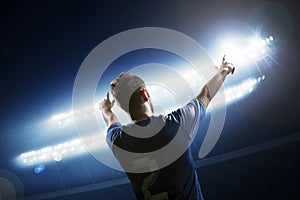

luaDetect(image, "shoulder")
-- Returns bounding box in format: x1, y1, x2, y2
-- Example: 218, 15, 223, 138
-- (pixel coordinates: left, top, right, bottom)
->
166, 99, 206, 121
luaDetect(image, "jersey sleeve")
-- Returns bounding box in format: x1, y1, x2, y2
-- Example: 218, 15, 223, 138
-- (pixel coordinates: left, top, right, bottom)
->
106, 123, 122, 149
173, 98, 206, 140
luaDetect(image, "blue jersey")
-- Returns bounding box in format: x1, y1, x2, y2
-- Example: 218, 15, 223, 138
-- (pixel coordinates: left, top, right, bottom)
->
107, 99, 206, 200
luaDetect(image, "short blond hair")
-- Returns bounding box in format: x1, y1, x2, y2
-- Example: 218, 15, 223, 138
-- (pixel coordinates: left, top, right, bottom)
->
110, 73, 145, 114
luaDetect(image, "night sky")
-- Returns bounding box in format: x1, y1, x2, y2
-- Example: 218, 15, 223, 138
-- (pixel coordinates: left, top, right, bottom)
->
0, 0, 299, 199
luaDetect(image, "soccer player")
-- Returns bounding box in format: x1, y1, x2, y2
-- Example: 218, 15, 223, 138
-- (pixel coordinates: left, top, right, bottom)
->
100, 55, 235, 199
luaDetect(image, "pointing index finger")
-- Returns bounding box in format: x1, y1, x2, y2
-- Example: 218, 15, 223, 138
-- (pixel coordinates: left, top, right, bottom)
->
222, 54, 226, 63
106, 92, 110, 101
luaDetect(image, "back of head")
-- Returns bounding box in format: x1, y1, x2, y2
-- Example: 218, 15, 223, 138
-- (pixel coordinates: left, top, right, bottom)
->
110, 73, 146, 115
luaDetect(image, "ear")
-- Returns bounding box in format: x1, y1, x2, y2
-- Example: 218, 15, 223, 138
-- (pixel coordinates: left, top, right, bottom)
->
140, 88, 149, 102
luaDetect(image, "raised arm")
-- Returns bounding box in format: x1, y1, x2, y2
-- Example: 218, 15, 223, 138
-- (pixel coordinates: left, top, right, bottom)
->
196, 55, 235, 108
99, 92, 119, 126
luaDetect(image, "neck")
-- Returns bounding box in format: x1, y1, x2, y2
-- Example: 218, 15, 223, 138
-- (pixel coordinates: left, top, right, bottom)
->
131, 112, 151, 121
130, 104, 153, 121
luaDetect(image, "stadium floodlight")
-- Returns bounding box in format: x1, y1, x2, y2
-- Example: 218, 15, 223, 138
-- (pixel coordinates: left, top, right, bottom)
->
50, 104, 100, 128
215, 34, 274, 69
207, 75, 265, 111
51, 111, 73, 127
17, 134, 108, 166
